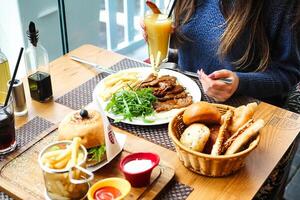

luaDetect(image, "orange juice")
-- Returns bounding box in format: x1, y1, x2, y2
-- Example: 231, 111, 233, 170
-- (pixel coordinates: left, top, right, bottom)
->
144, 13, 172, 71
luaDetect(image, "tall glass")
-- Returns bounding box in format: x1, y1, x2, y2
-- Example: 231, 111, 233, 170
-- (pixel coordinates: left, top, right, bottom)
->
144, 12, 172, 72
0, 97, 16, 155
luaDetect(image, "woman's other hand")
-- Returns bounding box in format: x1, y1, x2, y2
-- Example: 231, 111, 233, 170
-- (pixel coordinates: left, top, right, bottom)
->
198, 69, 239, 102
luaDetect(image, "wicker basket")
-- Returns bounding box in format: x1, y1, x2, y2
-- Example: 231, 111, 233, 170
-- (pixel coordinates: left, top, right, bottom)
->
168, 103, 260, 177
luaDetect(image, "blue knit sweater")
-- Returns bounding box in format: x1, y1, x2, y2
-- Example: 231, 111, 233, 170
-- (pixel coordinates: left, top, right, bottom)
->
178, 0, 300, 106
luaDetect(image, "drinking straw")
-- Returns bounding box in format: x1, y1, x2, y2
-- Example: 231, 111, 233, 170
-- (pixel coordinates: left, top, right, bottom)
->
155, 51, 161, 69
4, 47, 24, 107
167, 0, 177, 18
150, 54, 155, 68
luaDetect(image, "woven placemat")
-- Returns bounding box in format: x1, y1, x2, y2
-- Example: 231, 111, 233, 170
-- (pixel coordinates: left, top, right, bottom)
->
55, 73, 106, 110
0, 117, 54, 200
110, 120, 175, 151
158, 181, 194, 200
0, 193, 12, 200
54, 59, 149, 110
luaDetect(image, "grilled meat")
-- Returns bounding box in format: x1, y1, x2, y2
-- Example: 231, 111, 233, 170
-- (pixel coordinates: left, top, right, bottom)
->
152, 80, 176, 97
154, 96, 193, 112
166, 85, 185, 95
140, 73, 193, 112
140, 75, 176, 88
158, 91, 188, 101
140, 73, 157, 85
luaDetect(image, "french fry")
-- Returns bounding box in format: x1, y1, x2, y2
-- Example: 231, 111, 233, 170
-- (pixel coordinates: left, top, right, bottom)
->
55, 180, 69, 196
48, 192, 70, 200
42, 138, 88, 199
42, 149, 65, 159
70, 137, 81, 165
129, 80, 141, 89
54, 146, 72, 161
104, 72, 137, 86
53, 155, 70, 169
100, 70, 141, 101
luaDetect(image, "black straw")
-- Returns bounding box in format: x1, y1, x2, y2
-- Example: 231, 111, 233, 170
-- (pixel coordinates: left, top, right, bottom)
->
4, 47, 24, 107
167, 0, 177, 18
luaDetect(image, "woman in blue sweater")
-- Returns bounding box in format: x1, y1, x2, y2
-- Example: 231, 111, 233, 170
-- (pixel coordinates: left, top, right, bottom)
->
171, 0, 300, 106
143, 0, 299, 199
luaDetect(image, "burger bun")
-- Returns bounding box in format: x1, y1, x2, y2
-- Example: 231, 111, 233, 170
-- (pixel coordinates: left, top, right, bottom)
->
58, 109, 105, 149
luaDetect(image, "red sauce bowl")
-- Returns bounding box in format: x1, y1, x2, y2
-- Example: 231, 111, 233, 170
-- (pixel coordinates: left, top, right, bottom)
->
119, 152, 160, 187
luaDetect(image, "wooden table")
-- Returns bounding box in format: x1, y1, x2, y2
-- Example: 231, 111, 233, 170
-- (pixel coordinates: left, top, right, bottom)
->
2, 44, 300, 200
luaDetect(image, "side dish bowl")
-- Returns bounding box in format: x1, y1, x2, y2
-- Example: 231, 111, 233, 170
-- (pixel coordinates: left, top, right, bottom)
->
87, 178, 131, 200
119, 152, 160, 187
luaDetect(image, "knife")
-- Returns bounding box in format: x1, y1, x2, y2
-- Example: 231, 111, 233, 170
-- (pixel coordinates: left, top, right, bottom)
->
70, 55, 232, 84
70, 55, 116, 74
160, 63, 233, 84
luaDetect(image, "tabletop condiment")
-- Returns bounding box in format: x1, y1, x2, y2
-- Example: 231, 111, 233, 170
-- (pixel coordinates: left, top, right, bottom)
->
7, 79, 27, 116
94, 186, 121, 200
123, 159, 153, 173
24, 21, 53, 102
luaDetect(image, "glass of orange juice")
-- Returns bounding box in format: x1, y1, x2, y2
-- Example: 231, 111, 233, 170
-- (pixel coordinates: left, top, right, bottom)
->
144, 12, 172, 73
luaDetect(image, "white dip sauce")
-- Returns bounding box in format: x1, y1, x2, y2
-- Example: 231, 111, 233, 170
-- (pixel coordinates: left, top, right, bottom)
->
124, 159, 153, 173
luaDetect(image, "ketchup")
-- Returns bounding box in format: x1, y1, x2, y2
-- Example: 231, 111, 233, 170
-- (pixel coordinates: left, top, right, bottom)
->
94, 186, 121, 200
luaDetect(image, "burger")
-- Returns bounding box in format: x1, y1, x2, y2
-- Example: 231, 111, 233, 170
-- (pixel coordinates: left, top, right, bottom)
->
58, 109, 106, 166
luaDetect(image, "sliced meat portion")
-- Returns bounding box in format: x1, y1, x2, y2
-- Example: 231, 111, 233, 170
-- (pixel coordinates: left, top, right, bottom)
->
152, 79, 176, 97
166, 85, 185, 95
140, 75, 176, 88
158, 91, 188, 101
141, 73, 157, 84
154, 96, 193, 112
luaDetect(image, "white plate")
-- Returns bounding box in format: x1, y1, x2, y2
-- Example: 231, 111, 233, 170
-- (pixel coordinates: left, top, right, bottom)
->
93, 67, 201, 125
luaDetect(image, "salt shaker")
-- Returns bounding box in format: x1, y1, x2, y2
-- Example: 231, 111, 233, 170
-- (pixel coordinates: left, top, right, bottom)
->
7, 79, 28, 116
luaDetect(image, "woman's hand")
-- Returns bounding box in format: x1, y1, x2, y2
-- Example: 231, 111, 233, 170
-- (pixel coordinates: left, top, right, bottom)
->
140, 20, 175, 42
198, 69, 239, 102
140, 20, 148, 42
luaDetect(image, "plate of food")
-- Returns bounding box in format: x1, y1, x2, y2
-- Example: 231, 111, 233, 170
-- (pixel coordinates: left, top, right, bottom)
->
93, 67, 201, 125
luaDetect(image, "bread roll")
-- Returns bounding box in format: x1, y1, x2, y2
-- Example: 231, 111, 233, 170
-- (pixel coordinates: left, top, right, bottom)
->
180, 123, 210, 152
58, 109, 105, 148
211, 109, 233, 156
225, 119, 264, 155
227, 102, 258, 133
183, 102, 221, 125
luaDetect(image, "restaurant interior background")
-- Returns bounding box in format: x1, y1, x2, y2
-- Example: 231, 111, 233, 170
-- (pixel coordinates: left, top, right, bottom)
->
0, 0, 169, 78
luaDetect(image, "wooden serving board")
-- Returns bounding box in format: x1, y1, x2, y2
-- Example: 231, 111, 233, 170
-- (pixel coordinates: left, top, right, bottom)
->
0, 125, 175, 200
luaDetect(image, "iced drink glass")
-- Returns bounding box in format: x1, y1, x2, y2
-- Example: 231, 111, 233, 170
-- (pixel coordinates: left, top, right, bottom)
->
0, 97, 16, 155
144, 13, 172, 72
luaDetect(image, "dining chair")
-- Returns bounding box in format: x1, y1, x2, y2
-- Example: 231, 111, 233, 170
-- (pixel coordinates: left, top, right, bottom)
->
284, 82, 300, 114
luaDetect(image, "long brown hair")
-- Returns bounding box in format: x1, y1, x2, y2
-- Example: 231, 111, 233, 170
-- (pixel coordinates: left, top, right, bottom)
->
174, 0, 269, 71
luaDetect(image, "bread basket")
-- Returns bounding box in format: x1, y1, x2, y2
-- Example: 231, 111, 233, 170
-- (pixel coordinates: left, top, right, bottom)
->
168, 103, 260, 177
